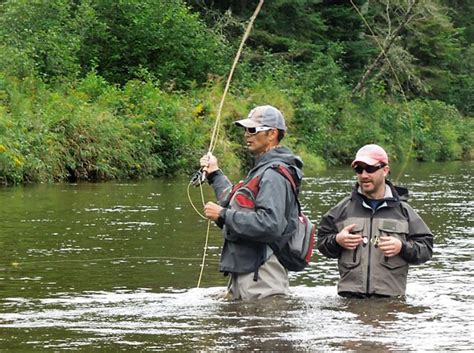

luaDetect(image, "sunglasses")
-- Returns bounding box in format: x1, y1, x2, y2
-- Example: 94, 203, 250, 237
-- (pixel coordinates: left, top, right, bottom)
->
353, 164, 385, 174
244, 126, 274, 135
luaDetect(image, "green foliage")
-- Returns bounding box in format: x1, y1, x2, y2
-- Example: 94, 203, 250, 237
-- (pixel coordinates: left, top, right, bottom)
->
79, 0, 229, 87
317, 0, 377, 78
0, 0, 90, 80
0, 0, 229, 88
409, 99, 467, 162
288, 76, 469, 167
443, 0, 474, 43
355, 0, 472, 115
189, 0, 375, 74
294, 146, 325, 175
251, 0, 328, 57
0, 72, 204, 184
401, 2, 467, 113
435, 43, 474, 116
0, 1, 472, 185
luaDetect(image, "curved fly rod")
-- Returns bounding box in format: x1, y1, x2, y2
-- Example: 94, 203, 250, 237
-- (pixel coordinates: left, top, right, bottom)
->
187, 0, 265, 288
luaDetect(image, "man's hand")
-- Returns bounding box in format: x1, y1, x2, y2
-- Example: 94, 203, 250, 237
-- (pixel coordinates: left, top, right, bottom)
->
200, 153, 219, 175
336, 223, 363, 250
204, 202, 223, 222
378, 236, 402, 257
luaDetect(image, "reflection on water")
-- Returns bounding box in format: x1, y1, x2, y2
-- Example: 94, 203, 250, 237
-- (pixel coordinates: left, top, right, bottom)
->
0, 161, 473, 351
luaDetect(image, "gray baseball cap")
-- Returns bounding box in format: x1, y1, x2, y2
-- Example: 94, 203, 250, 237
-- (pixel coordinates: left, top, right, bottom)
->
234, 105, 287, 131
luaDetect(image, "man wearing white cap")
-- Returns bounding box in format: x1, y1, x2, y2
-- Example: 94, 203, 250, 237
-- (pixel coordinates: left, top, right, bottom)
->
317, 144, 433, 298
199, 105, 304, 300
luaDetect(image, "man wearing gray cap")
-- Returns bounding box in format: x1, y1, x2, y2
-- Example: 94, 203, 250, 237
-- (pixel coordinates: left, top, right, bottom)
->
317, 144, 433, 298
200, 105, 304, 300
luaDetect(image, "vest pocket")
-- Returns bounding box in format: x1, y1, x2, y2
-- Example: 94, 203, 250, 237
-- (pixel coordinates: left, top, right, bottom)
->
377, 220, 408, 271
381, 254, 408, 272
340, 248, 361, 269
378, 219, 409, 242
341, 258, 361, 270
337, 218, 364, 273
339, 252, 361, 280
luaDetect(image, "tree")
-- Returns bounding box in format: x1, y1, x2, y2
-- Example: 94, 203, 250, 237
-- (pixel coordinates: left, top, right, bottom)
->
0, 0, 89, 80
352, 0, 418, 94
349, 0, 469, 116
0, 0, 229, 87
80, 1, 229, 86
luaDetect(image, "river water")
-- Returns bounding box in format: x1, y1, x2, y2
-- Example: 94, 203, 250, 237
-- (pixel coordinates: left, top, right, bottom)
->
0, 161, 472, 351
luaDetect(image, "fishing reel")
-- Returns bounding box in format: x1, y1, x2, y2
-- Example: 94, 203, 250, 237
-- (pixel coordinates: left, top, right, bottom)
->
190, 168, 206, 187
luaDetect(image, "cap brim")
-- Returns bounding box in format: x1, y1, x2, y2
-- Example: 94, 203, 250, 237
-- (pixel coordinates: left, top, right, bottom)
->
351, 156, 380, 167
234, 118, 262, 128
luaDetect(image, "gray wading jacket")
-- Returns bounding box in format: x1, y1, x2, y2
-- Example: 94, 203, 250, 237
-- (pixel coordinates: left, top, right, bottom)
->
208, 147, 303, 275
317, 180, 433, 296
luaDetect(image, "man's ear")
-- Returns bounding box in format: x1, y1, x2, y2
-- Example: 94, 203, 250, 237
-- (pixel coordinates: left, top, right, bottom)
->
270, 128, 279, 142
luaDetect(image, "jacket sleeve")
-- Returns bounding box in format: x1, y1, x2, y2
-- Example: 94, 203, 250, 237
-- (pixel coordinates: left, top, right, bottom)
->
207, 170, 233, 206
222, 169, 294, 243
399, 203, 434, 265
317, 207, 344, 258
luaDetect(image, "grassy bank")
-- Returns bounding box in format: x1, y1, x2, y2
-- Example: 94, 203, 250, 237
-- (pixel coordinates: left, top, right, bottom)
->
0, 71, 471, 185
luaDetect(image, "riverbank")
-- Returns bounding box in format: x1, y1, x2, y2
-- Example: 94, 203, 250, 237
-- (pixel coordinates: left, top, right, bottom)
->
0, 72, 472, 185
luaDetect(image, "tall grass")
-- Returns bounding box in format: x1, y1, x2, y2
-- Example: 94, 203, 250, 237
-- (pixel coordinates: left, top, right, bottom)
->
0, 69, 471, 185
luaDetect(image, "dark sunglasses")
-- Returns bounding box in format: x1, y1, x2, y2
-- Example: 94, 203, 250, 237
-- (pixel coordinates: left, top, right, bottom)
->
244, 126, 273, 135
353, 164, 385, 174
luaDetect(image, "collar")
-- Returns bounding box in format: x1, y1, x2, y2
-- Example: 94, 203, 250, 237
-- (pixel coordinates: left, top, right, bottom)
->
351, 180, 401, 210
356, 184, 393, 199
251, 146, 288, 170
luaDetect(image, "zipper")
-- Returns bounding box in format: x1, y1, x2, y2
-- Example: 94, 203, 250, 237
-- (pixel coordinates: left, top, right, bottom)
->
366, 211, 375, 294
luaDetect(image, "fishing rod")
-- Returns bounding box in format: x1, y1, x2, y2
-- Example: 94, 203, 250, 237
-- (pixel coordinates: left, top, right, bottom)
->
187, 0, 265, 288
190, 0, 265, 187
